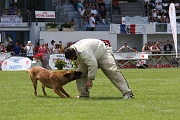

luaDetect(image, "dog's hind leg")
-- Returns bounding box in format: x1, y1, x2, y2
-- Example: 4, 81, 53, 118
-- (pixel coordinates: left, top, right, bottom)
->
30, 74, 38, 96
42, 85, 47, 97
53, 87, 66, 98
59, 87, 70, 97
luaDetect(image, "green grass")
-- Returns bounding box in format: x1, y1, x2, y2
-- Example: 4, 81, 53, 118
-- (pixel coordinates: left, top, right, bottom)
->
0, 68, 180, 120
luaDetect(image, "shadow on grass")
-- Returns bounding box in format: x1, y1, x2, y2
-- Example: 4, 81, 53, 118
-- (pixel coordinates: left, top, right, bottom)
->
88, 97, 124, 100
34, 95, 124, 100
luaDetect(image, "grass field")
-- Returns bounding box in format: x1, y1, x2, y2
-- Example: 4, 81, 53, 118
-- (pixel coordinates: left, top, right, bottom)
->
0, 68, 180, 120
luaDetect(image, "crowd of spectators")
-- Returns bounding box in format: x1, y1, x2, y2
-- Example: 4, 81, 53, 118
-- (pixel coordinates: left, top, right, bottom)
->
0, 1, 30, 17
144, 0, 180, 23
0, 40, 69, 59
74, 0, 108, 31
116, 39, 174, 54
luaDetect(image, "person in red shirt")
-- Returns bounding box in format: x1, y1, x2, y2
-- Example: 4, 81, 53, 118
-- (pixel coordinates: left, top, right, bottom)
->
38, 44, 49, 54
112, 0, 121, 15
35, 42, 40, 53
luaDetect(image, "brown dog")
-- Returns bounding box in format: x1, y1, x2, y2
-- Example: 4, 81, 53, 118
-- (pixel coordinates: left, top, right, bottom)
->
26, 66, 82, 98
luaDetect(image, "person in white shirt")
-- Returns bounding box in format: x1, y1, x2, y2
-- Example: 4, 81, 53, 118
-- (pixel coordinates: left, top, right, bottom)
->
90, 6, 99, 23
24, 41, 34, 60
49, 40, 55, 54
79, 7, 86, 24
89, 13, 96, 31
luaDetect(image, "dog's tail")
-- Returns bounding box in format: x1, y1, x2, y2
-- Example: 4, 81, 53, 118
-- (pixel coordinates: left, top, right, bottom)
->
25, 68, 31, 73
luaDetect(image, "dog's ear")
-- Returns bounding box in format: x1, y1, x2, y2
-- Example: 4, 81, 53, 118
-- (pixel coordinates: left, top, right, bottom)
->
63, 73, 71, 78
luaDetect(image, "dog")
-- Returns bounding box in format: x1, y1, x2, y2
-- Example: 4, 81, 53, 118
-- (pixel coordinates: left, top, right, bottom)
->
26, 66, 82, 98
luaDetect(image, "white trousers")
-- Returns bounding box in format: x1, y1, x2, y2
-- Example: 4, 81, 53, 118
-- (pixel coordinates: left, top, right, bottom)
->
76, 47, 132, 97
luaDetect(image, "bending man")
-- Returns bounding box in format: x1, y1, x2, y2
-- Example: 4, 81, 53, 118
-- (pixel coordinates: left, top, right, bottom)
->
64, 38, 134, 99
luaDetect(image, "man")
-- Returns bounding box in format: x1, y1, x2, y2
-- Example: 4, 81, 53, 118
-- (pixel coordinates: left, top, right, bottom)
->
98, 6, 107, 24
64, 38, 134, 99
112, 0, 121, 15
89, 13, 96, 31
49, 40, 55, 54
164, 40, 173, 54
24, 41, 35, 60
117, 42, 138, 52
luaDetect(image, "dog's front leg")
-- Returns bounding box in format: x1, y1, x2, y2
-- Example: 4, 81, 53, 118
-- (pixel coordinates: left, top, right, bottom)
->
59, 87, 70, 97
42, 85, 47, 97
53, 88, 66, 98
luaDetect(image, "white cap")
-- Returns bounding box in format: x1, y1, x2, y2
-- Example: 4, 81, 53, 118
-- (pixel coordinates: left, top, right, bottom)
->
28, 41, 31, 44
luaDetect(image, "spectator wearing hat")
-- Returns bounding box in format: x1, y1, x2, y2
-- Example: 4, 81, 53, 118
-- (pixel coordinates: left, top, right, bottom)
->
24, 41, 34, 60
117, 42, 138, 52
49, 40, 55, 54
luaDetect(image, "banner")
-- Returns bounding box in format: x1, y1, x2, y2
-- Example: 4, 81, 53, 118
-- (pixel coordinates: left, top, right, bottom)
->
155, 23, 180, 33
35, 11, 55, 18
169, 3, 178, 57
125, 16, 149, 25
1, 57, 31, 71
49, 54, 73, 70
113, 52, 149, 60
110, 24, 145, 34
0, 15, 22, 26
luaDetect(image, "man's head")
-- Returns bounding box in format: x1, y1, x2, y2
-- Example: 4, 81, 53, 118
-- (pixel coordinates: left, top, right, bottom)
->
51, 40, 55, 44
124, 42, 127, 46
166, 40, 170, 44
64, 47, 77, 60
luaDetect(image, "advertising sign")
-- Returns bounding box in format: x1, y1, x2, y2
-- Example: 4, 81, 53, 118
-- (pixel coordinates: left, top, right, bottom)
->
49, 54, 73, 70
0, 15, 22, 26
35, 11, 55, 18
113, 52, 148, 60
1, 57, 31, 71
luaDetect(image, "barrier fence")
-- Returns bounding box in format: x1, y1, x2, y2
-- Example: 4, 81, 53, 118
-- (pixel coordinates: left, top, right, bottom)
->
1, 52, 180, 70
114, 52, 180, 68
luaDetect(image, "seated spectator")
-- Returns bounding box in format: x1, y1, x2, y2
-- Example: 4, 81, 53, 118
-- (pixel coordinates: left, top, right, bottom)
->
77, 0, 84, 14
144, 0, 150, 3
117, 42, 138, 52
144, 1, 153, 16
164, 13, 170, 23
155, 0, 162, 4
155, 2, 166, 16
164, 40, 173, 54
152, 9, 158, 21
142, 43, 150, 52
112, 0, 121, 15
98, 6, 107, 24
79, 6, 86, 24
70, 17, 75, 27
90, 5, 99, 23
97, 0, 105, 10
159, 15, 165, 23
84, 8, 91, 30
